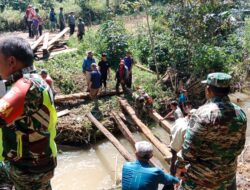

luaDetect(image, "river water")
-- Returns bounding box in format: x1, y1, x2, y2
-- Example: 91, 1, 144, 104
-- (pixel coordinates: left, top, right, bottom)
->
52, 127, 170, 190
52, 92, 250, 190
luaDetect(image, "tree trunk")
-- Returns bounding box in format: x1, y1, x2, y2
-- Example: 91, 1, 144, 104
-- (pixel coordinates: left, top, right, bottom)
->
118, 98, 172, 162
87, 112, 134, 162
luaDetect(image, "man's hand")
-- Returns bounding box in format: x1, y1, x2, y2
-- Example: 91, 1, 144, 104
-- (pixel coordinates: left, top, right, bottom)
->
176, 167, 187, 181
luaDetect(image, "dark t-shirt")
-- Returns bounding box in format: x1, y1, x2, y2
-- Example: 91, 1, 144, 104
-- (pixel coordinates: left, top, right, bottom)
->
91, 71, 102, 89
98, 60, 110, 75
124, 57, 134, 71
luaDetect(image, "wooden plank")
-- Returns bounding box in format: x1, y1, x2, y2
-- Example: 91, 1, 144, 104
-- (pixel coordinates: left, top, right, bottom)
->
87, 112, 134, 162
31, 34, 45, 50
135, 64, 155, 74
49, 48, 78, 59
57, 109, 70, 118
47, 27, 70, 51
111, 111, 165, 169
55, 90, 122, 103
118, 98, 172, 161
149, 110, 172, 134
42, 33, 49, 52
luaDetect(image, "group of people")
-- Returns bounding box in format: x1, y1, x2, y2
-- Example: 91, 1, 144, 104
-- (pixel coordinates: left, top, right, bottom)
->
82, 51, 134, 101
0, 36, 247, 190
25, 5, 43, 39
25, 5, 85, 40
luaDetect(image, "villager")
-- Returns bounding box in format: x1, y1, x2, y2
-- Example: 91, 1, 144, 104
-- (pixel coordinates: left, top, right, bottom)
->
176, 72, 247, 190
77, 18, 85, 40
59, 7, 65, 32
49, 8, 57, 32
124, 51, 134, 89
162, 100, 184, 120
0, 37, 57, 190
82, 51, 96, 92
40, 69, 55, 94
115, 59, 128, 94
35, 8, 43, 36
89, 63, 102, 100
25, 5, 36, 38
31, 14, 39, 39
178, 89, 187, 112
122, 141, 179, 190
68, 12, 76, 36
98, 53, 110, 92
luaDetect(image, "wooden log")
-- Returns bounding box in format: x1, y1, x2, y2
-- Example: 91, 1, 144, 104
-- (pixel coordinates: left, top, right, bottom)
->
149, 110, 172, 134
47, 27, 70, 51
57, 109, 70, 118
87, 112, 134, 162
31, 34, 45, 50
135, 64, 155, 74
118, 98, 172, 161
42, 33, 49, 52
111, 111, 165, 169
49, 48, 78, 59
55, 90, 122, 103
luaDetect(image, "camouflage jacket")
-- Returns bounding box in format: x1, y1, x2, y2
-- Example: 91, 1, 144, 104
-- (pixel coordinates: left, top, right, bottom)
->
0, 67, 57, 174
178, 96, 246, 190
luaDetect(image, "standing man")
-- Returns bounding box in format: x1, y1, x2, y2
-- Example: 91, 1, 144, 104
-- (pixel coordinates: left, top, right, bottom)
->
115, 59, 128, 94
77, 18, 85, 40
82, 51, 96, 92
124, 51, 134, 89
0, 37, 57, 190
59, 7, 65, 32
176, 72, 247, 190
68, 12, 76, 36
89, 63, 102, 101
98, 53, 110, 92
122, 141, 179, 190
49, 8, 57, 32
35, 8, 43, 36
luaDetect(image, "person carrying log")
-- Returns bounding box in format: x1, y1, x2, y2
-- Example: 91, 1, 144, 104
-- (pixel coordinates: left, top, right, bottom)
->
115, 59, 128, 94
122, 141, 179, 190
176, 73, 247, 190
0, 37, 57, 190
98, 53, 110, 92
82, 51, 96, 92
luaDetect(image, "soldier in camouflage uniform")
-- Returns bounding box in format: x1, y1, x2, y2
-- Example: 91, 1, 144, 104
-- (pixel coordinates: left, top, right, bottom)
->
0, 37, 57, 190
176, 72, 247, 190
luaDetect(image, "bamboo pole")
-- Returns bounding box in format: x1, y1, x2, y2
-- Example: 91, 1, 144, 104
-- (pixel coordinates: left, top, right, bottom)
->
111, 111, 165, 169
87, 112, 134, 162
118, 98, 172, 161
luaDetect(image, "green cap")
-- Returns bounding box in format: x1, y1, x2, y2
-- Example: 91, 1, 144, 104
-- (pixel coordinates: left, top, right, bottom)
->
201, 72, 232, 88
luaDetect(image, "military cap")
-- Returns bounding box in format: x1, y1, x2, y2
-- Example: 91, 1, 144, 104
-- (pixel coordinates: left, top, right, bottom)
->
201, 72, 232, 88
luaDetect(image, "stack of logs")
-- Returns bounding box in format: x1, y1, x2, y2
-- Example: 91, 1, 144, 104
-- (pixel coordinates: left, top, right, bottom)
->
31, 27, 77, 59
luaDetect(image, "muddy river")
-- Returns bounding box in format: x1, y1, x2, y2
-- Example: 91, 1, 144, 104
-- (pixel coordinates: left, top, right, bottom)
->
52, 92, 250, 190
52, 127, 170, 190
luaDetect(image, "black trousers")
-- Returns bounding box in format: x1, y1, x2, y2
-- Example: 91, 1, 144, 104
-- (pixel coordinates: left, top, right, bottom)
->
100, 73, 107, 88
59, 23, 65, 31
69, 24, 75, 35
126, 72, 132, 89
27, 21, 33, 37
38, 25, 43, 36
77, 32, 84, 40
116, 80, 126, 93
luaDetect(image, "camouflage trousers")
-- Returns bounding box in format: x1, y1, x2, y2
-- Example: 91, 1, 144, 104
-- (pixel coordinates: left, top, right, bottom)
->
0, 162, 13, 190
1, 161, 54, 190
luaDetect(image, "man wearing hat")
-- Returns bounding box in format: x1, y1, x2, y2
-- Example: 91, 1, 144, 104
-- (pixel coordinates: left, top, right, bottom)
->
176, 72, 247, 190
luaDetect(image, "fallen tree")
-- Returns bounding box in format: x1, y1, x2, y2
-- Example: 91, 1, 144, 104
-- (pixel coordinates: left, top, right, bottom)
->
87, 112, 134, 162
118, 98, 172, 161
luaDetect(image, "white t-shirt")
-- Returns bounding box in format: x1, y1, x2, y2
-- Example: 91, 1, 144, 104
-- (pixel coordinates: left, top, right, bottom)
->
0, 80, 6, 98
170, 117, 189, 152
